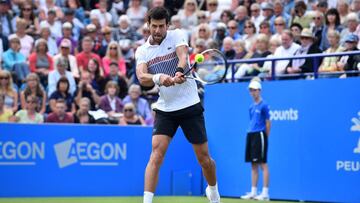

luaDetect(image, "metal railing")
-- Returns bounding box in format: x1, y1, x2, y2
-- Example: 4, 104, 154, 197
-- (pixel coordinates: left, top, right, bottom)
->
226, 50, 360, 82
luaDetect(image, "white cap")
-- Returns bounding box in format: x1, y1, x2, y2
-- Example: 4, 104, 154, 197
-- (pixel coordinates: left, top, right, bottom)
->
248, 80, 262, 90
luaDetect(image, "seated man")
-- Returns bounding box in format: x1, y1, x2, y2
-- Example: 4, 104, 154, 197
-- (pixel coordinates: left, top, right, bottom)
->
337, 34, 359, 77
46, 98, 74, 123
74, 71, 101, 110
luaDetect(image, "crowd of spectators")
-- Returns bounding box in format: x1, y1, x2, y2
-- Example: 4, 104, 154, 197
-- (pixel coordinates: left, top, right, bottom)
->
0, 0, 360, 124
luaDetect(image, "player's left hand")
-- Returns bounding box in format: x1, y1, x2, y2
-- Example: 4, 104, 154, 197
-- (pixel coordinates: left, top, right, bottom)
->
174, 72, 186, 84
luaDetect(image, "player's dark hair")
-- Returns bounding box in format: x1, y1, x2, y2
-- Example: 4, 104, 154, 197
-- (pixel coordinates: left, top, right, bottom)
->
147, 7, 170, 25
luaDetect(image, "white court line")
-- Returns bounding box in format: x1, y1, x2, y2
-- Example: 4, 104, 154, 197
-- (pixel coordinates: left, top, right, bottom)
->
0, 162, 36, 166
80, 162, 118, 166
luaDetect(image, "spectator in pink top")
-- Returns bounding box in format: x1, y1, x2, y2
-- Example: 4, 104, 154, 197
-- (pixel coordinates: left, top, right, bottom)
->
102, 41, 127, 77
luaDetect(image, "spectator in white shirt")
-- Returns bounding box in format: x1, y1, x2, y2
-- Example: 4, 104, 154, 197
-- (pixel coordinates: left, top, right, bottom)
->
90, 0, 112, 28
48, 57, 76, 97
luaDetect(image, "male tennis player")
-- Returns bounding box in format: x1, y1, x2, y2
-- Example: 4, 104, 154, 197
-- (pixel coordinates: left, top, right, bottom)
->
241, 78, 271, 201
135, 7, 220, 203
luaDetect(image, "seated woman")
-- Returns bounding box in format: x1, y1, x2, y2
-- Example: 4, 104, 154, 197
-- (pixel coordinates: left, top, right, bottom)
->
0, 94, 14, 122
29, 39, 54, 87
102, 41, 127, 77
48, 76, 76, 114
119, 103, 145, 126
15, 95, 44, 123
87, 58, 106, 94
0, 70, 18, 112
318, 30, 345, 78
20, 73, 47, 114
99, 81, 123, 121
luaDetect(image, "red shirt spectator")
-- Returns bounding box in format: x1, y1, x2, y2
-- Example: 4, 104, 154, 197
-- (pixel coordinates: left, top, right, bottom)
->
46, 98, 74, 123
76, 36, 102, 73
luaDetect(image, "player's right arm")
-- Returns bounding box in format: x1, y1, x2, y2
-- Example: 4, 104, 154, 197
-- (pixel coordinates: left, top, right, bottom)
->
136, 63, 175, 87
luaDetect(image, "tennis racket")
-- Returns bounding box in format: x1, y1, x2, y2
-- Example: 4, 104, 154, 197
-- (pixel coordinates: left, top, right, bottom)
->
184, 49, 228, 85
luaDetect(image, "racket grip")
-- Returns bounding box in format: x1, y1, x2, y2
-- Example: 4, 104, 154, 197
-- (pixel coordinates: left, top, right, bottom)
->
183, 63, 197, 76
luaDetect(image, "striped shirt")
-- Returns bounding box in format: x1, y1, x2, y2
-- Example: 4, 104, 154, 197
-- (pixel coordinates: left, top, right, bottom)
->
135, 29, 200, 112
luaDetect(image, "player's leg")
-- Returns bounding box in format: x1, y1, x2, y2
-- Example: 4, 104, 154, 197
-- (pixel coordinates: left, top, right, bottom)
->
192, 142, 220, 203
261, 163, 269, 187
255, 131, 270, 201
144, 135, 171, 193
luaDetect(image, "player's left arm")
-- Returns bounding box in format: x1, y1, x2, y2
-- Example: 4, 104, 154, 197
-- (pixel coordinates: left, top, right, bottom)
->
174, 45, 188, 84
266, 120, 271, 136
264, 103, 271, 136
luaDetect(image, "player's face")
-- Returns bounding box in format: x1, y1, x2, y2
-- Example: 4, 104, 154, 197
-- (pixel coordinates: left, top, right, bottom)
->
149, 19, 168, 44
249, 88, 260, 100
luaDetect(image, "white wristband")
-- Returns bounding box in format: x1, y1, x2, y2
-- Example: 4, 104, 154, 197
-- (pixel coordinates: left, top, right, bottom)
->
152, 74, 162, 86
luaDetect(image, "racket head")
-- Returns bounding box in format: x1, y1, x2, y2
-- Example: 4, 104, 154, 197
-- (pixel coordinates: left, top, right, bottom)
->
192, 49, 228, 84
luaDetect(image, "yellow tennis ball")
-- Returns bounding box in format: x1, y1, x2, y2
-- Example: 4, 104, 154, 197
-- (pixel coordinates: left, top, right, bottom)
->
195, 54, 205, 63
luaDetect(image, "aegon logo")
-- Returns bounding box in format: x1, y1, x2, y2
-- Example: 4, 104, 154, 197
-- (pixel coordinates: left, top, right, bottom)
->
270, 108, 299, 121
0, 141, 45, 166
54, 138, 127, 168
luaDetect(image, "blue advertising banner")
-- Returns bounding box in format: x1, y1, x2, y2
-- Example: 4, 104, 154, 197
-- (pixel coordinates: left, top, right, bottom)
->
0, 124, 202, 197
205, 78, 360, 203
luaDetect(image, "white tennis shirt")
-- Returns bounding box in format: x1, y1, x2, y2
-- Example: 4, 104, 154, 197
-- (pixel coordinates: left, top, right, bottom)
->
135, 29, 200, 112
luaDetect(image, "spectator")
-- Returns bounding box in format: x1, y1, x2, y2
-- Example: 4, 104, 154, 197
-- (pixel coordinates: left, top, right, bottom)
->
242, 20, 257, 52
320, 8, 344, 51
286, 28, 322, 75
0, 0, 15, 37
259, 21, 272, 39
219, 10, 234, 25
49, 76, 76, 114
11, 18, 34, 59
73, 97, 96, 123
43, 9, 62, 40
39, 0, 64, 20
291, 1, 313, 29
318, 30, 345, 77
234, 5, 249, 35
196, 10, 208, 25
16, 1, 40, 37
273, 0, 291, 27
290, 23, 303, 45
87, 58, 105, 93
99, 81, 124, 120
48, 57, 76, 97
90, 0, 112, 28
123, 84, 152, 125
273, 30, 301, 75
189, 39, 207, 64
250, 3, 264, 32
102, 62, 128, 99
63, 8, 84, 42
338, 34, 360, 77
261, 3, 274, 29
170, 15, 189, 44
227, 20, 241, 40
2, 35, 30, 85
66, 0, 87, 23
46, 98, 74, 123
316, 0, 328, 15
85, 23, 102, 54
53, 39, 80, 79
113, 14, 141, 43
213, 22, 227, 49
337, 0, 350, 24
340, 13, 360, 47
177, 0, 198, 31
222, 37, 235, 60
76, 36, 102, 73
0, 93, 14, 122
29, 39, 54, 87
102, 41, 127, 77
260, 37, 282, 78
119, 102, 145, 126
272, 17, 287, 42
126, 0, 148, 30
39, 23, 58, 56
206, 0, 221, 30
190, 23, 212, 49
20, 73, 47, 114
74, 71, 101, 110
15, 95, 44, 124
311, 11, 325, 48
98, 26, 113, 58
134, 23, 151, 48
56, 22, 78, 55
0, 70, 18, 112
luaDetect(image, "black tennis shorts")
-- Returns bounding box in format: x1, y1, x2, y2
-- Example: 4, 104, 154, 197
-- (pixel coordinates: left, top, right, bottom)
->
153, 102, 207, 144
245, 131, 268, 163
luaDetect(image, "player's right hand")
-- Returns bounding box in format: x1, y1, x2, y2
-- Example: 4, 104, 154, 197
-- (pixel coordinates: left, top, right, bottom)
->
160, 75, 175, 87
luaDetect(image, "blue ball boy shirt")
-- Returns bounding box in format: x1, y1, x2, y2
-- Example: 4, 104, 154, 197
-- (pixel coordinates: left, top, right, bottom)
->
248, 100, 270, 133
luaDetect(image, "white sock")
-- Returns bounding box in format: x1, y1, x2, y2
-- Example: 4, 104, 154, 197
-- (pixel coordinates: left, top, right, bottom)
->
262, 187, 269, 196
143, 191, 154, 203
209, 183, 218, 191
208, 183, 220, 200
251, 187, 257, 195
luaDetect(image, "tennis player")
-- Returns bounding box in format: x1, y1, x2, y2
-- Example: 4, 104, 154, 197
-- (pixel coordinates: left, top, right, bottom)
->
241, 78, 271, 201
135, 7, 220, 203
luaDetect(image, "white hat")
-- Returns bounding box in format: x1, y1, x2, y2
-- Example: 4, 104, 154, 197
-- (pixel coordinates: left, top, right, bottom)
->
248, 80, 262, 90
62, 22, 72, 29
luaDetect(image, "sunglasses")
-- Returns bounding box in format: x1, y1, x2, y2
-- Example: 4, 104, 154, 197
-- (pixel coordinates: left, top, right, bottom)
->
23, 8, 32, 11
228, 26, 237, 29
103, 32, 111, 35
124, 109, 133, 112
209, 3, 218, 6
27, 100, 37, 104
199, 29, 206, 32
260, 26, 269, 29
198, 16, 206, 19
251, 9, 260, 12
187, 3, 195, 5
313, 17, 322, 20
61, 46, 70, 49
275, 23, 284, 26
245, 26, 253, 28
0, 77, 9, 80
110, 47, 117, 50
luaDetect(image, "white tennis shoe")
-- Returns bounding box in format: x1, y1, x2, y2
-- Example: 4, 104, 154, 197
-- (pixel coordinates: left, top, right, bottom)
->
205, 186, 220, 203
240, 192, 256, 199
254, 193, 270, 201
